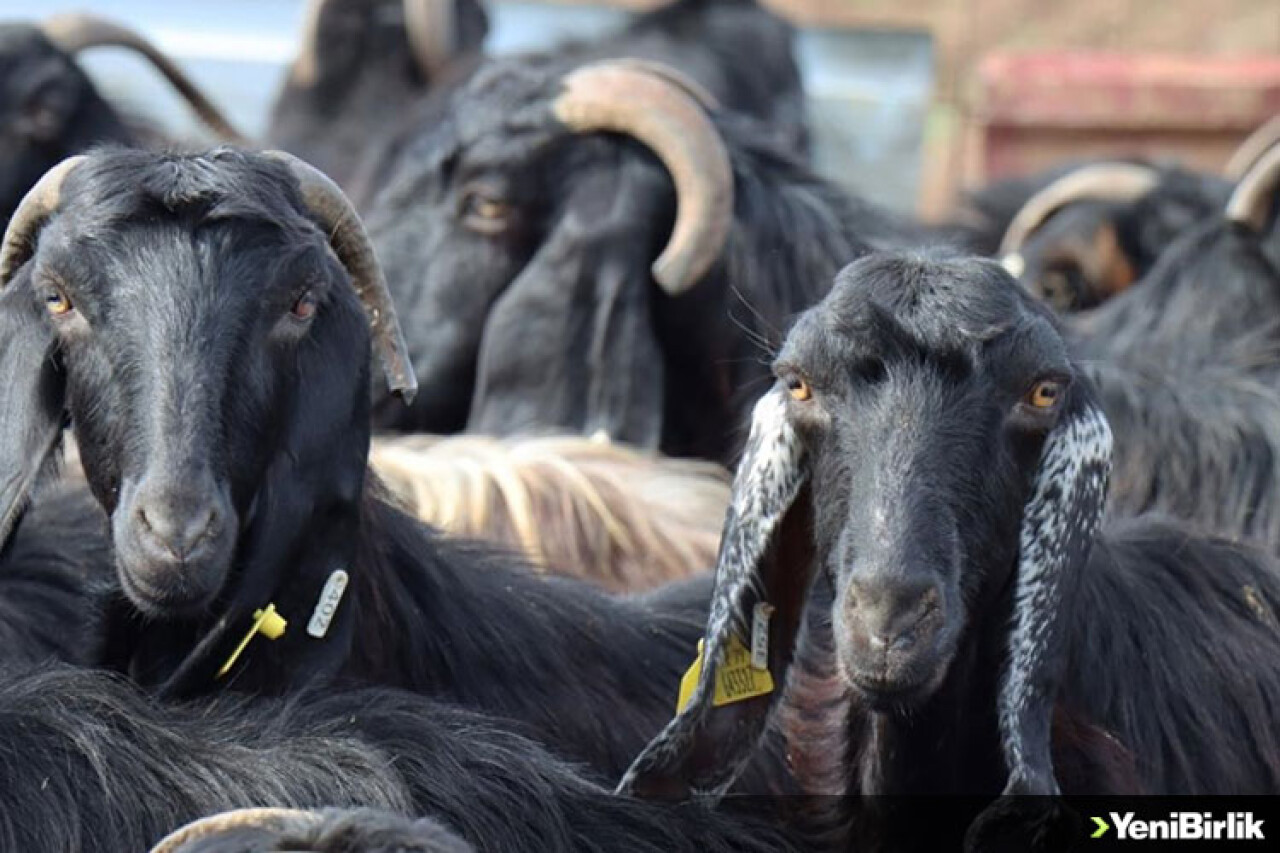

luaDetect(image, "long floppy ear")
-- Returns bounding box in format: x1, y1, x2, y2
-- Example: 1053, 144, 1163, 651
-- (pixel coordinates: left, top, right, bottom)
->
468, 169, 667, 449
997, 380, 1112, 795
0, 276, 66, 549
618, 388, 814, 797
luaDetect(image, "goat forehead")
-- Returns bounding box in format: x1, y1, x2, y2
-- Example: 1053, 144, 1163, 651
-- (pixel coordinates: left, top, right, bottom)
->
60, 150, 311, 231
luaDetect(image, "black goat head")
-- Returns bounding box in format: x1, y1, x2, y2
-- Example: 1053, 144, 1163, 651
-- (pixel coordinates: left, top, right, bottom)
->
366, 58, 732, 446
619, 254, 1112, 801
0, 148, 413, 693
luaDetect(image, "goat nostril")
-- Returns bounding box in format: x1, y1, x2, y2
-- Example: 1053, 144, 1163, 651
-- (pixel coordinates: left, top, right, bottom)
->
136, 505, 153, 533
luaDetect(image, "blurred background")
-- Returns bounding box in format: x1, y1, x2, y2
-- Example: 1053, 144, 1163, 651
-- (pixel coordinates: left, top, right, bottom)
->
10, 0, 1280, 217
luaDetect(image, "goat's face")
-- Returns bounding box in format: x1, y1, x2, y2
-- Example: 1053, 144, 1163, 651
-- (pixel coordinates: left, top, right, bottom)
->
365, 60, 731, 447
0, 150, 400, 619
1008, 202, 1133, 312
776, 258, 1081, 708
620, 252, 1112, 798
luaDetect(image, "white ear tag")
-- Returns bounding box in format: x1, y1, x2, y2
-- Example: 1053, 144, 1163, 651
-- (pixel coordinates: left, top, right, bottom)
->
307, 569, 349, 638
751, 602, 774, 670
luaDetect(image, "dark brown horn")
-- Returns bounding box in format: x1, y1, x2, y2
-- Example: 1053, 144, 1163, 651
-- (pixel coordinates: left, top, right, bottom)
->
40, 13, 247, 143
1225, 116, 1280, 181
1226, 139, 1280, 232
263, 151, 418, 402
998, 163, 1161, 257
404, 0, 456, 77
149, 807, 324, 853
0, 155, 87, 286
552, 61, 734, 295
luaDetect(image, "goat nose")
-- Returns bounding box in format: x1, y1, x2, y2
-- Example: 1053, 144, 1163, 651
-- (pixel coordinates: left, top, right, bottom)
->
846, 579, 942, 653
134, 487, 223, 561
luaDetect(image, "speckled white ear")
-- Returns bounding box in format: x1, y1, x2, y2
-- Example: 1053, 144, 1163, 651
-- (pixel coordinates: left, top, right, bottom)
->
999, 392, 1112, 795
618, 387, 809, 798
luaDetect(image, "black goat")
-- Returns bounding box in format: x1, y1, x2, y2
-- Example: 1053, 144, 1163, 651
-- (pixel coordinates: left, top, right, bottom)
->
620, 253, 1280, 848
1069, 141, 1280, 549
964, 160, 1230, 311
365, 59, 931, 459
0, 666, 804, 853
266, 0, 490, 188
0, 13, 244, 228
0, 147, 714, 780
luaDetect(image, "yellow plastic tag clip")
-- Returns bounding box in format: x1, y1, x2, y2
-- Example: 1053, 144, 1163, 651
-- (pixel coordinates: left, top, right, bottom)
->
676, 633, 774, 713
215, 603, 287, 680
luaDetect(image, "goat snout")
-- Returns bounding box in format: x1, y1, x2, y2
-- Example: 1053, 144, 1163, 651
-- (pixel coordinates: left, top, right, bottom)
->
134, 496, 222, 561
114, 473, 237, 615
839, 578, 951, 705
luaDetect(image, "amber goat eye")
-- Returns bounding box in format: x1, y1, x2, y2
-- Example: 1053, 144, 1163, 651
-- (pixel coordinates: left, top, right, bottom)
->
291, 290, 318, 321
1026, 380, 1062, 409
461, 190, 512, 234
786, 375, 812, 402
44, 285, 73, 316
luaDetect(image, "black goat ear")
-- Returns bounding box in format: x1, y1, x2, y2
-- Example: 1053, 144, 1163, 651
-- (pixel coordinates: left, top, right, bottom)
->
997, 382, 1111, 796
618, 388, 814, 797
469, 174, 665, 449
0, 278, 66, 548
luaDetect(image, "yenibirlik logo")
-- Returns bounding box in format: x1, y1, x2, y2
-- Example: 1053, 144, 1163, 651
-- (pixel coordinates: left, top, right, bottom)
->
1092, 812, 1265, 842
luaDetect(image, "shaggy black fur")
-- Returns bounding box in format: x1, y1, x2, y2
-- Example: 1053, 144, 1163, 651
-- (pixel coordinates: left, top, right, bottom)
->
0, 666, 805, 853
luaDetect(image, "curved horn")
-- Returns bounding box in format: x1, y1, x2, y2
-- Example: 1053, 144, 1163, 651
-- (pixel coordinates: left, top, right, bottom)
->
149, 807, 324, 853
289, 0, 328, 87
552, 61, 734, 295
404, 0, 456, 77
1224, 116, 1280, 181
40, 13, 248, 144
998, 163, 1161, 258
263, 151, 418, 403
1226, 139, 1280, 232
0, 155, 87, 286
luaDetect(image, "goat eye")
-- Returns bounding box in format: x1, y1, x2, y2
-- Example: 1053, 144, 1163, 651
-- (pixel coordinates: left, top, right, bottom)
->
1025, 380, 1062, 409
461, 190, 513, 235
290, 290, 318, 321
43, 285, 73, 316
1037, 270, 1075, 310
785, 375, 812, 402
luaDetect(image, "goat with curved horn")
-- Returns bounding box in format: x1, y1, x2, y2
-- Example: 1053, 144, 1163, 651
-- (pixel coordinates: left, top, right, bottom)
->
551, 60, 734, 295
998, 162, 1161, 259
39, 13, 247, 143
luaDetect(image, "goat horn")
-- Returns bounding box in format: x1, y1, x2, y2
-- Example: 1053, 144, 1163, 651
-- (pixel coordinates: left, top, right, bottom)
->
40, 13, 247, 144
552, 61, 734, 295
998, 163, 1161, 257
149, 807, 324, 853
263, 151, 419, 403
1224, 116, 1280, 181
288, 0, 328, 87
404, 0, 456, 77
0, 155, 87, 286
1225, 139, 1280, 232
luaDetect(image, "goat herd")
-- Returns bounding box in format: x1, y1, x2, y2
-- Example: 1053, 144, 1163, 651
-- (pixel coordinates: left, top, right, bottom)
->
1, 1, 1279, 851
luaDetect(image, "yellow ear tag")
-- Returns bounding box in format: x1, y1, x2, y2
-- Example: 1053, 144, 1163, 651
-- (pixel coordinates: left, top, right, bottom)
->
215, 603, 288, 680
676, 633, 774, 713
